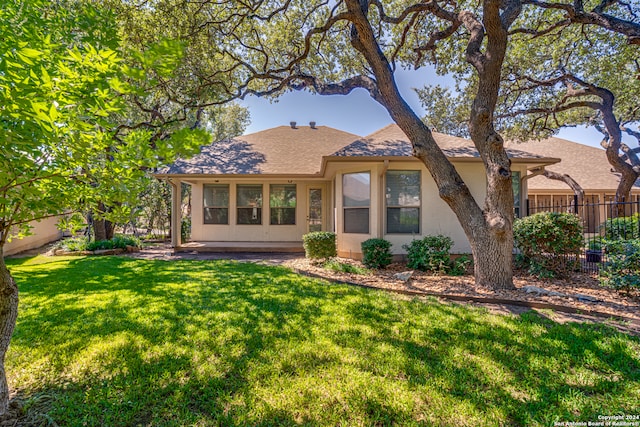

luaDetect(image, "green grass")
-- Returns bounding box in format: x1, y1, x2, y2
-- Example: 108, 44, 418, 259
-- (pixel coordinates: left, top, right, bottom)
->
5, 256, 640, 426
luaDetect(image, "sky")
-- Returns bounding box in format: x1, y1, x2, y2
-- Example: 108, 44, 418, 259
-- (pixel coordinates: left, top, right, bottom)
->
239, 66, 606, 149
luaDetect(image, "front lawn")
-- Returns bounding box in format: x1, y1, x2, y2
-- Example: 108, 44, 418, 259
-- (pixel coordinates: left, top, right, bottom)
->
5, 256, 640, 426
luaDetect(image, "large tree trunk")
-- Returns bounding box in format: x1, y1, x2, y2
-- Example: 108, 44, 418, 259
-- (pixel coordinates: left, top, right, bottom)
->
0, 247, 19, 415
93, 202, 114, 241
345, 0, 516, 289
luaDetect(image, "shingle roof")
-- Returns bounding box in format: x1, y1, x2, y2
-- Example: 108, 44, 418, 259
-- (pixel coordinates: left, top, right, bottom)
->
507, 137, 640, 191
159, 125, 360, 175
331, 124, 551, 160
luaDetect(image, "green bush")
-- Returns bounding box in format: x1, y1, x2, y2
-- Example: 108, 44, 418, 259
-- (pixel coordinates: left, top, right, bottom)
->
361, 238, 393, 269
402, 235, 453, 274
513, 212, 583, 277
86, 235, 141, 251
323, 259, 370, 275
600, 239, 640, 292
602, 214, 640, 240
302, 232, 337, 261
449, 255, 472, 276
55, 237, 89, 252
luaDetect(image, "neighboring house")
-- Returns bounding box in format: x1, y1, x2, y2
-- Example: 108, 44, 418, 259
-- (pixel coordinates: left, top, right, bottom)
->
509, 137, 640, 230
4, 217, 63, 256
155, 123, 558, 258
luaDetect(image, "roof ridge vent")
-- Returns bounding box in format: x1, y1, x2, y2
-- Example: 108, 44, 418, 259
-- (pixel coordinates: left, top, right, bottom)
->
290, 121, 297, 129
309, 121, 316, 129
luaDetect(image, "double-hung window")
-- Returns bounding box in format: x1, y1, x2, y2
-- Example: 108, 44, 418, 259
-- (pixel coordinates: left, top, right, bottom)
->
270, 184, 296, 225
237, 184, 263, 224
203, 184, 229, 224
343, 172, 370, 234
386, 170, 420, 234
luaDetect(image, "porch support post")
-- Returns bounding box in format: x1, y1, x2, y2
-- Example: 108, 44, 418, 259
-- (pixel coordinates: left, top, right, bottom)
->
169, 179, 182, 248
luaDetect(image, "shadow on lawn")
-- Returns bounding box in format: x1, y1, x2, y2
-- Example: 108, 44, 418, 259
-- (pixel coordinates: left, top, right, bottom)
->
5, 256, 640, 426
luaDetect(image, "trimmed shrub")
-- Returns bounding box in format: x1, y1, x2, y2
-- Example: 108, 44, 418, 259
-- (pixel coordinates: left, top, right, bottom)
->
602, 214, 640, 240
302, 231, 336, 261
513, 212, 583, 277
403, 235, 453, 274
600, 239, 640, 292
361, 238, 393, 269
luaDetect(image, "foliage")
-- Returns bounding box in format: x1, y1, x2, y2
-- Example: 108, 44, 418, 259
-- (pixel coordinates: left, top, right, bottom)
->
513, 212, 583, 277
323, 259, 370, 275
181, 217, 191, 243
54, 237, 90, 252
587, 237, 605, 251
360, 238, 393, 269
302, 232, 337, 261
4, 256, 639, 425
86, 235, 141, 251
600, 239, 640, 292
449, 255, 472, 276
403, 235, 454, 274
602, 214, 640, 240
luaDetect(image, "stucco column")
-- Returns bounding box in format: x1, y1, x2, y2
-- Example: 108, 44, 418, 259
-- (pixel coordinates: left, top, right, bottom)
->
169, 179, 182, 248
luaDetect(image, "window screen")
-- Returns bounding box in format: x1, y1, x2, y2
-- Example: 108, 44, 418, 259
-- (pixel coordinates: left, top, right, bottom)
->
237, 184, 263, 225
386, 171, 420, 234
343, 172, 370, 233
270, 184, 296, 225
203, 184, 229, 224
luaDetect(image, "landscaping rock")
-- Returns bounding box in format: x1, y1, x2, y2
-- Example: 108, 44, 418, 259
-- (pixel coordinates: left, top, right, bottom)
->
126, 245, 140, 253
574, 293, 599, 302
93, 248, 125, 256
393, 271, 414, 282
522, 285, 566, 297
55, 250, 90, 256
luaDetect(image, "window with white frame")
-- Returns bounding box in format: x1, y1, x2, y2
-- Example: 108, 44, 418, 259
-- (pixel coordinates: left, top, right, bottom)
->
270, 184, 296, 225
386, 170, 420, 234
203, 184, 229, 224
343, 172, 370, 234
237, 184, 263, 225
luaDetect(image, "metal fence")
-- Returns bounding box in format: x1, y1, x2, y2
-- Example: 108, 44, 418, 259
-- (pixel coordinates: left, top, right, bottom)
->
525, 196, 640, 272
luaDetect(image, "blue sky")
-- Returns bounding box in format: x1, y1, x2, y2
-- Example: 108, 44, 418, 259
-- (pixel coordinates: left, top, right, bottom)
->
239, 67, 605, 149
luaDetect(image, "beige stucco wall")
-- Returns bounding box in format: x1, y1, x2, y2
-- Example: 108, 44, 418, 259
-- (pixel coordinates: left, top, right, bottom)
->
184, 161, 532, 259
333, 160, 495, 257
4, 217, 63, 256
189, 179, 330, 242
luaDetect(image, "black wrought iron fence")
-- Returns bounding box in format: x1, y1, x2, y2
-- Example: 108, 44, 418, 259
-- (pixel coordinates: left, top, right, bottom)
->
525, 196, 640, 273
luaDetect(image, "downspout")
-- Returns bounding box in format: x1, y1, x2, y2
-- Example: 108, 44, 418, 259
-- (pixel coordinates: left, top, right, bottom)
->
378, 160, 389, 238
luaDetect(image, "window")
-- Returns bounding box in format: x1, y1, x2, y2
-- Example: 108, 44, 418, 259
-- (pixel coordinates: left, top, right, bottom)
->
203, 184, 229, 224
512, 171, 521, 218
386, 170, 420, 234
343, 172, 370, 233
237, 184, 263, 224
270, 184, 296, 225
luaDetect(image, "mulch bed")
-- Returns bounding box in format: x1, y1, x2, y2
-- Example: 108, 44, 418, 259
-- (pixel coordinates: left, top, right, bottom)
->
283, 257, 640, 333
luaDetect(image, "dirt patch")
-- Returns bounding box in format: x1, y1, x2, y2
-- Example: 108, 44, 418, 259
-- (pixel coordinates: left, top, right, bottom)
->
283, 257, 640, 334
